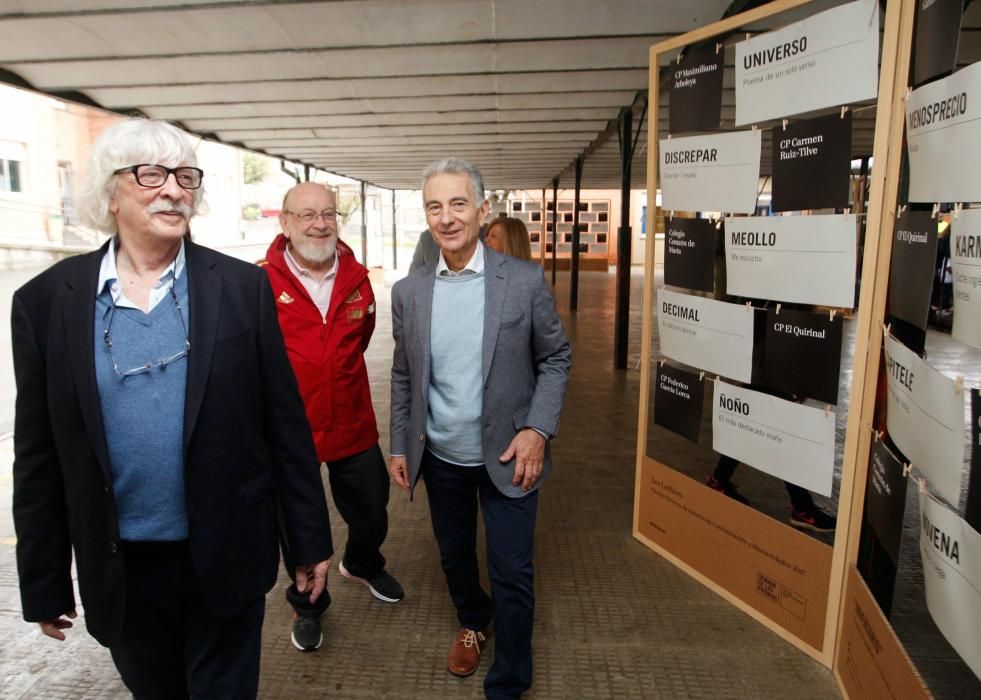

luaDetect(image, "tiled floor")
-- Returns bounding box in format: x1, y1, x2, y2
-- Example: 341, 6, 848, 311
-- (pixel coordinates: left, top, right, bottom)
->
0, 268, 844, 699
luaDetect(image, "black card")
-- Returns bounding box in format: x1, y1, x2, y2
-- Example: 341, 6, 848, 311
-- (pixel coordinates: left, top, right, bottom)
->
669, 45, 724, 134
771, 112, 852, 213
967, 388, 981, 533
653, 363, 705, 443
912, 0, 963, 87
761, 308, 843, 404
664, 217, 717, 293
865, 438, 909, 567
888, 209, 937, 331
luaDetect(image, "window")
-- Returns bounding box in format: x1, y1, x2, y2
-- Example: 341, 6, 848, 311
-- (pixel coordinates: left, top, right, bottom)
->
0, 158, 22, 192
0, 141, 26, 193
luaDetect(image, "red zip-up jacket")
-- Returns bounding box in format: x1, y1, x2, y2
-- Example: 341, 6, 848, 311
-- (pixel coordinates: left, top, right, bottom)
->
258, 234, 378, 462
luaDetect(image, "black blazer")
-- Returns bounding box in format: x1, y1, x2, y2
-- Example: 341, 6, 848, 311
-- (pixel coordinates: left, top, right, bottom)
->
11, 240, 333, 646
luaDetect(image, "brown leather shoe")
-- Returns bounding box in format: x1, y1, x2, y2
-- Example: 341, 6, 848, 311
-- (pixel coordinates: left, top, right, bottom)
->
447, 627, 486, 677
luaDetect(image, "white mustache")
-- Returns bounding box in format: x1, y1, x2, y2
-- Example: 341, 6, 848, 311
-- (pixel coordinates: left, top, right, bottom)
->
147, 202, 193, 218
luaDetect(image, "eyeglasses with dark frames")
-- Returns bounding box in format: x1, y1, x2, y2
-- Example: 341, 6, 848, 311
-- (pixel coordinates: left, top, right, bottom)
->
114, 164, 204, 190
102, 281, 190, 377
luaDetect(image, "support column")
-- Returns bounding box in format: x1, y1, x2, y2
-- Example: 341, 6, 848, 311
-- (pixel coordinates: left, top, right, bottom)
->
550, 178, 559, 286
540, 187, 547, 266
570, 156, 583, 312
392, 189, 398, 270
615, 107, 633, 370
360, 181, 368, 265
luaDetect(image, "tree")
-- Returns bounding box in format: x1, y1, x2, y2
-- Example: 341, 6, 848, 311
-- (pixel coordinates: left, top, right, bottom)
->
243, 153, 269, 184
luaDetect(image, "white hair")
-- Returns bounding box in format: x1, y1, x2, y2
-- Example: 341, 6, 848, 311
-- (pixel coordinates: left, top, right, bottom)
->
422, 158, 486, 205
79, 118, 203, 233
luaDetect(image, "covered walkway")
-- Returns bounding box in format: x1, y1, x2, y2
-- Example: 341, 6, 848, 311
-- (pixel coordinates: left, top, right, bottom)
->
0, 268, 839, 699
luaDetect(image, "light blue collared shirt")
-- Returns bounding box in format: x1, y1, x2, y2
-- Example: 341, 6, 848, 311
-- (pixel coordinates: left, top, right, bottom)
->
435, 240, 484, 278
97, 237, 186, 310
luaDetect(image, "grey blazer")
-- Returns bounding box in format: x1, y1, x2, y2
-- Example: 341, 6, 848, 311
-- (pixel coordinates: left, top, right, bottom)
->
390, 246, 571, 498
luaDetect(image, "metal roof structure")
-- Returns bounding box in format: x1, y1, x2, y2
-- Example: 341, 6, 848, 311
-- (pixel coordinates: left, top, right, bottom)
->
0, 0, 733, 190
2, 1, 979, 191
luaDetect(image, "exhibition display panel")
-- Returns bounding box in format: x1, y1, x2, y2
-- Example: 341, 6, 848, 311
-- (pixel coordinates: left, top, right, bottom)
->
634, 1, 980, 696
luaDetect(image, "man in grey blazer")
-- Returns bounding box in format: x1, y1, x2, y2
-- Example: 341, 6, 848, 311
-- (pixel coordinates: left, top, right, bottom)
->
389, 158, 571, 699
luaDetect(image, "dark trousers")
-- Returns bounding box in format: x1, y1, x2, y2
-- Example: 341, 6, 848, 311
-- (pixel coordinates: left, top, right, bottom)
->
109, 542, 264, 700
283, 443, 390, 616
713, 454, 815, 511
422, 449, 538, 700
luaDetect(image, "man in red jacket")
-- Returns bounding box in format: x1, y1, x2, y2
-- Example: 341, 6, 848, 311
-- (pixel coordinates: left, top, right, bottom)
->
259, 182, 403, 652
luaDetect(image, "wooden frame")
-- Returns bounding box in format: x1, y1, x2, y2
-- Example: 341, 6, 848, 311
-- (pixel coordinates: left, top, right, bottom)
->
632, 0, 911, 671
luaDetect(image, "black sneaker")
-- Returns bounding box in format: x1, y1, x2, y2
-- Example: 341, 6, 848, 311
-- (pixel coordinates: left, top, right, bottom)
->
291, 614, 323, 652
790, 507, 836, 533
339, 560, 404, 603
705, 476, 750, 505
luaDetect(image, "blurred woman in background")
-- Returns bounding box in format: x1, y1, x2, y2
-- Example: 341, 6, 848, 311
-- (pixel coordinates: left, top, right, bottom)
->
484, 216, 533, 261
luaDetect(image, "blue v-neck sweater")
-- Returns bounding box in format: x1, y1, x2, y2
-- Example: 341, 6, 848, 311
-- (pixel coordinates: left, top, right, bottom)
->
94, 273, 189, 541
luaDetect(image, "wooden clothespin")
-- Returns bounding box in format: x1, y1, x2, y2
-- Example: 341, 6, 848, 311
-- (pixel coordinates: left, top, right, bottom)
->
713, 375, 720, 386
776, 303, 782, 315
824, 404, 831, 417
830, 309, 836, 321
902, 464, 912, 478
875, 430, 884, 441
782, 119, 789, 131
677, 51, 683, 65
919, 478, 926, 494
841, 105, 848, 119
931, 203, 940, 219
954, 203, 963, 220
716, 42, 722, 55
955, 375, 964, 394
669, 210, 674, 221
659, 358, 666, 367
699, 371, 705, 382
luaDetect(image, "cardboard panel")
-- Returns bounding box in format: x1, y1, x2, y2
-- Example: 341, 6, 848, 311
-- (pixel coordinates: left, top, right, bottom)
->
887, 209, 937, 331
836, 567, 930, 700
659, 130, 762, 214
664, 217, 717, 293
653, 363, 705, 443
637, 457, 831, 652
912, 0, 963, 88
669, 44, 724, 134
771, 112, 853, 213
951, 209, 981, 351
906, 60, 981, 203
734, 0, 879, 126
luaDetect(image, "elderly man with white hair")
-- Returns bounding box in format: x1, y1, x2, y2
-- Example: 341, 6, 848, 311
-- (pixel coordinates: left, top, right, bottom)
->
11, 118, 333, 698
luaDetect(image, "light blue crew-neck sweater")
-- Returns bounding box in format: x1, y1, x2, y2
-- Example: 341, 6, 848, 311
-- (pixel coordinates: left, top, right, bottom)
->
427, 271, 485, 466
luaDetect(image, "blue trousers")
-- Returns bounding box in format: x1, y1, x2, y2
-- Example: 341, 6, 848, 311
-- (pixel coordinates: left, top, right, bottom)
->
422, 449, 539, 699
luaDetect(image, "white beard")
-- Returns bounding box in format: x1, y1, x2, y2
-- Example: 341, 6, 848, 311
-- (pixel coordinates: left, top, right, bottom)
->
292, 236, 337, 265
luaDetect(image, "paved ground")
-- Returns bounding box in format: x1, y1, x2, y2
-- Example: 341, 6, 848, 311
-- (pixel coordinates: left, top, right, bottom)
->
0, 264, 847, 699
